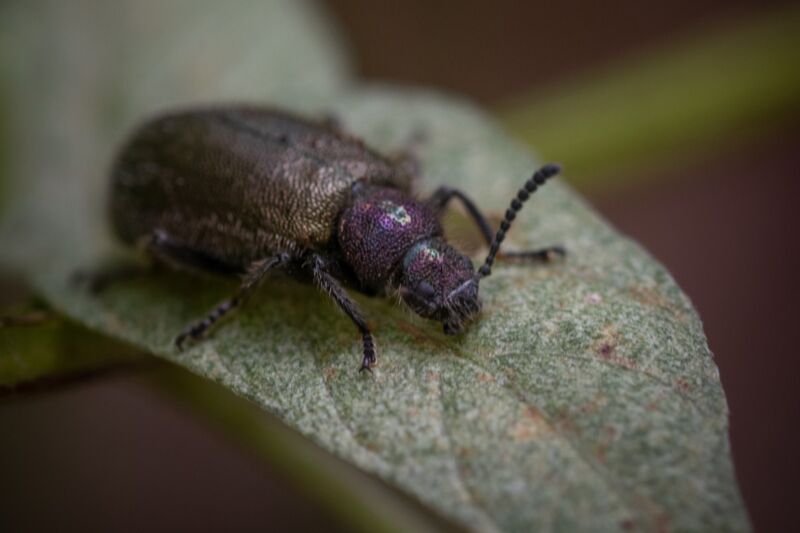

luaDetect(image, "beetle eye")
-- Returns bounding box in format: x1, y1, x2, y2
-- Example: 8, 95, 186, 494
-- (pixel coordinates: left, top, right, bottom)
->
417, 281, 435, 298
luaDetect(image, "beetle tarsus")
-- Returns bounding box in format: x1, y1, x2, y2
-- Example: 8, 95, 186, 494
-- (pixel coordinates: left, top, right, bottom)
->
172, 254, 290, 351
499, 245, 566, 262
175, 315, 215, 350
359, 332, 377, 373
310, 254, 378, 373
174, 332, 190, 351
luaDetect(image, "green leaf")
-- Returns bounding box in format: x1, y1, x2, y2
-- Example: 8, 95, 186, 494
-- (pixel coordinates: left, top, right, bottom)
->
4, 86, 748, 530
1, 2, 748, 531
0, 314, 141, 389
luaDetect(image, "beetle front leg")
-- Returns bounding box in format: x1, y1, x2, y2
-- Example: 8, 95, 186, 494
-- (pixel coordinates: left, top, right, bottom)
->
427, 186, 495, 244
308, 255, 376, 373
426, 186, 565, 262
175, 253, 291, 349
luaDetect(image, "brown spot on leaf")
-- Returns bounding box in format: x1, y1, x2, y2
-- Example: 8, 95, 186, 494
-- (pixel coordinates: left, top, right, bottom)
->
477, 372, 495, 384
594, 324, 620, 358
592, 325, 638, 370
675, 377, 693, 393
558, 420, 578, 436
594, 425, 618, 463
585, 292, 603, 305
322, 366, 337, 380
509, 406, 546, 442
512, 276, 528, 289
458, 446, 474, 458
577, 396, 606, 416
598, 342, 615, 358
628, 284, 687, 323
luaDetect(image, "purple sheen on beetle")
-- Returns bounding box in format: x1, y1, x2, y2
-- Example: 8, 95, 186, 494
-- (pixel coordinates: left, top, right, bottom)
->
398, 239, 480, 332
338, 187, 441, 291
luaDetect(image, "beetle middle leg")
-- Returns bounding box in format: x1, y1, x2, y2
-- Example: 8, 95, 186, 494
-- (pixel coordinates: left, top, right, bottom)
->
74, 229, 241, 293
175, 253, 291, 349
146, 229, 241, 277
308, 254, 376, 373
72, 263, 149, 293
426, 186, 565, 261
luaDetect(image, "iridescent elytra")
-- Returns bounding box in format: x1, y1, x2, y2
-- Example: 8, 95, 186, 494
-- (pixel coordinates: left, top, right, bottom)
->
109, 107, 564, 372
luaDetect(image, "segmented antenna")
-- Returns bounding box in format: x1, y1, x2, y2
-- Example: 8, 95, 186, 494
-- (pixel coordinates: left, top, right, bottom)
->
477, 163, 561, 279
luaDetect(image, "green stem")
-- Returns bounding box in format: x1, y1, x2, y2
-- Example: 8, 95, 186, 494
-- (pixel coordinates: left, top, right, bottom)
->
497, 7, 800, 189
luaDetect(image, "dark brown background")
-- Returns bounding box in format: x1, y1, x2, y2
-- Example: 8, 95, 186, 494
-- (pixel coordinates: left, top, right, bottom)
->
2, 1, 798, 531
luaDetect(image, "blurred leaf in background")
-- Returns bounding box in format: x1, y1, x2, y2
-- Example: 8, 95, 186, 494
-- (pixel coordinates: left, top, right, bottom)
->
0, 314, 143, 390
499, 7, 800, 191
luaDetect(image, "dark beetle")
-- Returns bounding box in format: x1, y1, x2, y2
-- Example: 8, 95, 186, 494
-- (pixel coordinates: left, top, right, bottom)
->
110, 107, 563, 372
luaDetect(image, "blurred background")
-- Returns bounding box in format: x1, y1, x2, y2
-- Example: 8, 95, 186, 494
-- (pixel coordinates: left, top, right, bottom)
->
1, 1, 798, 531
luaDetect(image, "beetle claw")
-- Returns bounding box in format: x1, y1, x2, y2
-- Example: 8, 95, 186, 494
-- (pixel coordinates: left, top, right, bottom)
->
175, 334, 187, 351
359, 353, 376, 374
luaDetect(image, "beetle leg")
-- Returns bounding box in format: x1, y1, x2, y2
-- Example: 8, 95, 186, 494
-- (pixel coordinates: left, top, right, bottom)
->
426, 186, 565, 262
71, 263, 148, 293
308, 255, 376, 373
74, 230, 241, 292
145, 229, 240, 276
498, 246, 566, 262
427, 186, 495, 244
174, 253, 291, 350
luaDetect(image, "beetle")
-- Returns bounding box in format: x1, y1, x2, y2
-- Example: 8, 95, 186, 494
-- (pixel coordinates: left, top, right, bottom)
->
108, 107, 564, 372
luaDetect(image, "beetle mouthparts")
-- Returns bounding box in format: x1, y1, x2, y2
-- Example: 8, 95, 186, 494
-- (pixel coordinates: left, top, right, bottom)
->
443, 322, 461, 335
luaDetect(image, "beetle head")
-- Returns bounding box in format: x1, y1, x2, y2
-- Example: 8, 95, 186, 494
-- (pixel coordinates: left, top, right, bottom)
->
398, 239, 481, 334
398, 163, 564, 333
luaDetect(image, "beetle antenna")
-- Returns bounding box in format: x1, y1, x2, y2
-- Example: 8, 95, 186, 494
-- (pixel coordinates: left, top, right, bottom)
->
477, 163, 561, 279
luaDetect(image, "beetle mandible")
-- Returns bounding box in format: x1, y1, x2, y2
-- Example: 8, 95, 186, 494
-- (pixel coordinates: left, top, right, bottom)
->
109, 107, 564, 372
